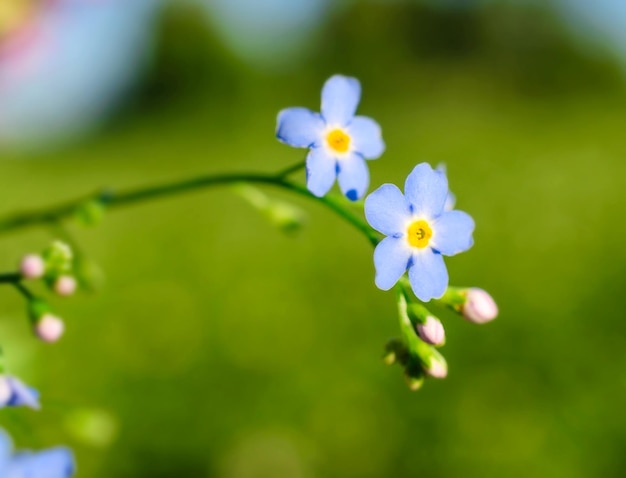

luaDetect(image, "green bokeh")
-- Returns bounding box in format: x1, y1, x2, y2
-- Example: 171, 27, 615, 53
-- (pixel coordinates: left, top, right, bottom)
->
1, 2, 626, 477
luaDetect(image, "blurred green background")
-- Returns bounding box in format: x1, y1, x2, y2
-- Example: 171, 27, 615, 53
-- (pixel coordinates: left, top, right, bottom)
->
1, 1, 626, 477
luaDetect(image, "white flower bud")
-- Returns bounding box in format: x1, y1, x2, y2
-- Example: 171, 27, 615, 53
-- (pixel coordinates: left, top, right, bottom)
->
35, 314, 65, 343
19, 254, 45, 280
53, 275, 77, 297
417, 316, 446, 346
462, 288, 498, 324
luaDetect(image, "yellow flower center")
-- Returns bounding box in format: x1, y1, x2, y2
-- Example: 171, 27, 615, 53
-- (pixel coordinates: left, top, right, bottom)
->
326, 129, 350, 153
407, 220, 432, 249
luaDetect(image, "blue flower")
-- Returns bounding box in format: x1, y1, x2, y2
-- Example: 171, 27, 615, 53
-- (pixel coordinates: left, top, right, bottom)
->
0, 429, 75, 478
364, 163, 475, 302
0, 375, 40, 410
276, 75, 385, 201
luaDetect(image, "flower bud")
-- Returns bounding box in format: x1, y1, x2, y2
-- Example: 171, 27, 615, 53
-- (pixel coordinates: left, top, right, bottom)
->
417, 316, 446, 346
462, 288, 498, 324
266, 202, 306, 234
405, 374, 425, 391
404, 360, 425, 391
35, 314, 65, 343
42, 241, 73, 276
423, 350, 448, 379
0, 376, 12, 405
383, 338, 407, 366
19, 254, 45, 280
53, 275, 77, 297
75, 199, 105, 227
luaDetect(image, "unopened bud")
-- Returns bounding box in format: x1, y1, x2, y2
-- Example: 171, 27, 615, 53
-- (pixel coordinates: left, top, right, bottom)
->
42, 241, 73, 276
404, 360, 425, 391
19, 254, 45, 280
266, 202, 305, 234
383, 338, 407, 366
53, 275, 77, 297
75, 199, 106, 227
462, 288, 498, 324
35, 314, 65, 343
417, 316, 446, 346
0, 376, 11, 404
423, 350, 448, 379
405, 374, 425, 391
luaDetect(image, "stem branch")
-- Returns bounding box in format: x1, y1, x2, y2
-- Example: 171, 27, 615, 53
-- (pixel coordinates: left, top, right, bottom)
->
0, 164, 380, 246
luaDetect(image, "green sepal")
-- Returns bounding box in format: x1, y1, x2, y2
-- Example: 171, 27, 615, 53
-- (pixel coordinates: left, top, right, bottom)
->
396, 289, 447, 374
438, 286, 467, 312
27, 298, 50, 324
406, 303, 432, 326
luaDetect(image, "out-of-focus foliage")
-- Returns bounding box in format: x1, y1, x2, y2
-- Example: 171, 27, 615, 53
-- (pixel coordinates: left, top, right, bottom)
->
0, 1, 625, 477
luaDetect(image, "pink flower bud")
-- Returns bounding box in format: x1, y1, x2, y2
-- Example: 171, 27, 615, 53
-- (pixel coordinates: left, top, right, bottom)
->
417, 316, 446, 346
19, 254, 45, 280
425, 355, 448, 379
53, 275, 77, 297
35, 314, 65, 343
462, 288, 498, 324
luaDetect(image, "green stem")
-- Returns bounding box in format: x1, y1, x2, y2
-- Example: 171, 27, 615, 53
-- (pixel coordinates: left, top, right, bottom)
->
275, 159, 306, 178
0, 167, 380, 246
0, 272, 21, 283
12, 281, 34, 301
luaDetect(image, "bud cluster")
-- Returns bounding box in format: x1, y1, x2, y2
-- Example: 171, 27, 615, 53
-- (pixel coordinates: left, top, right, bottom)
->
384, 282, 498, 391
18, 241, 79, 343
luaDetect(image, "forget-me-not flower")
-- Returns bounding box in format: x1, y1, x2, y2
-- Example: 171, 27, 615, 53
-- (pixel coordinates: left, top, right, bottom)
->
0, 375, 40, 410
364, 163, 475, 302
276, 75, 385, 200
0, 429, 75, 478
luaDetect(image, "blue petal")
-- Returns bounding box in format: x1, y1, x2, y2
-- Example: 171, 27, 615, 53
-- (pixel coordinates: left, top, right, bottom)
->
348, 116, 385, 159
404, 163, 448, 218
337, 153, 369, 201
364, 184, 412, 236
373, 237, 412, 290
9, 448, 75, 478
306, 147, 336, 197
0, 430, 13, 473
6, 377, 40, 410
408, 249, 448, 301
320, 75, 361, 126
276, 107, 325, 148
431, 210, 475, 256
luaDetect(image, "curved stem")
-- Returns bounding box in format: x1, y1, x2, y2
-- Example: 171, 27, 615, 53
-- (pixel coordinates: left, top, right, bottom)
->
0, 167, 380, 246
0, 272, 34, 301
0, 272, 21, 283
12, 281, 34, 301
276, 159, 306, 178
